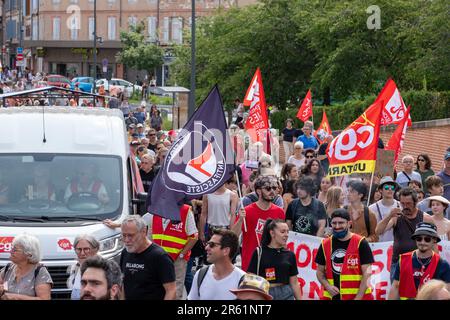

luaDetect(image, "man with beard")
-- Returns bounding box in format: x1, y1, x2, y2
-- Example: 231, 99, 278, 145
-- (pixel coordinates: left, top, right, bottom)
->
388, 222, 450, 300
315, 208, 374, 300
80, 256, 122, 300
120, 215, 176, 300
232, 175, 285, 272
376, 188, 433, 283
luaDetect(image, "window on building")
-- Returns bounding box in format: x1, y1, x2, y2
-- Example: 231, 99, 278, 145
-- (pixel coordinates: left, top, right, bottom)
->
128, 16, 137, 28
89, 17, 95, 41
32, 18, 38, 40
32, 0, 39, 13
53, 17, 60, 40
171, 17, 182, 44
162, 17, 169, 43
147, 16, 157, 42
70, 15, 78, 40
108, 17, 116, 40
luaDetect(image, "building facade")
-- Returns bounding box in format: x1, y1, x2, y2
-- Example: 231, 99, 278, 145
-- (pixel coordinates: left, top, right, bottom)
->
2, 0, 256, 81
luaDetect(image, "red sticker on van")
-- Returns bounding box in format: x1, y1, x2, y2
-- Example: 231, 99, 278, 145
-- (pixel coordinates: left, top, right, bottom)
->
0, 237, 14, 253
57, 238, 73, 251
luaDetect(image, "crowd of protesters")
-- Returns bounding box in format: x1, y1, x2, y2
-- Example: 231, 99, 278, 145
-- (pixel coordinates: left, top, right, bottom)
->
1, 80, 450, 301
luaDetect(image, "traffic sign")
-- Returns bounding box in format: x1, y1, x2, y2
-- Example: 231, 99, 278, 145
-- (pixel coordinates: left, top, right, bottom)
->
17, 47, 23, 54
17, 53, 24, 61
102, 58, 108, 67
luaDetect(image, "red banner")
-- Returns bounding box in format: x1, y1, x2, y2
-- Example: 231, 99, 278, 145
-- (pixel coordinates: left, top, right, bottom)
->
243, 68, 269, 142
376, 79, 411, 126
296, 89, 313, 122
385, 106, 411, 164
314, 110, 332, 144
327, 101, 383, 177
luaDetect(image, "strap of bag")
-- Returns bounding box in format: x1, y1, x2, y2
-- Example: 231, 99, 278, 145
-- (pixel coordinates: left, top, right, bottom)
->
363, 206, 371, 236
256, 247, 262, 275
196, 265, 210, 297
375, 202, 383, 221
402, 171, 411, 181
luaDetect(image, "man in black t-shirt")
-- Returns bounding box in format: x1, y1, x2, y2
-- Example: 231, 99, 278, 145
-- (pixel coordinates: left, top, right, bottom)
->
139, 154, 159, 192
315, 209, 374, 300
286, 177, 327, 237
120, 215, 176, 300
317, 134, 333, 174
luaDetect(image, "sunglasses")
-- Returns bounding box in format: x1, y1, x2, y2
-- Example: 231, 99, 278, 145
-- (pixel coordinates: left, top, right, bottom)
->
263, 186, 278, 192
417, 159, 425, 162
415, 236, 432, 243
306, 155, 314, 159
206, 241, 221, 248
383, 185, 396, 191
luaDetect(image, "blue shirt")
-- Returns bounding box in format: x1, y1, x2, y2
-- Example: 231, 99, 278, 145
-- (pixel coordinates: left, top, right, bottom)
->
297, 134, 319, 150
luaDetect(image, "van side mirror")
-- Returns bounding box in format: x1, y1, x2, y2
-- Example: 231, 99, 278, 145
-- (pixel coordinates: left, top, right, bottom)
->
132, 192, 148, 216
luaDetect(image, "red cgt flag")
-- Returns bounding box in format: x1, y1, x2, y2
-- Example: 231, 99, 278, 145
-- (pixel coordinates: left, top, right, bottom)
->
376, 78, 411, 126
296, 89, 313, 122
243, 68, 269, 143
385, 106, 411, 164
314, 110, 332, 144
327, 101, 383, 177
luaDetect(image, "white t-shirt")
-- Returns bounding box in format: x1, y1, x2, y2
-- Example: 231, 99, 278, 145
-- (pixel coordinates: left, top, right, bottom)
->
395, 171, 422, 188
287, 156, 306, 170
188, 266, 246, 300
369, 199, 399, 242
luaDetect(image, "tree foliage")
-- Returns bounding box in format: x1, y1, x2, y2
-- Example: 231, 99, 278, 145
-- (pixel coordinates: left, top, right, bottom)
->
117, 22, 164, 76
171, 0, 449, 109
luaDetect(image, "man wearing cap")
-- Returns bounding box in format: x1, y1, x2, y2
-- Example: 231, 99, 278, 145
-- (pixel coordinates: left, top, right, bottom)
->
388, 222, 450, 300
376, 188, 433, 283
230, 274, 273, 300
136, 123, 145, 139
370, 176, 400, 242
315, 208, 374, 300
437, 151, 450, 201
296, 121, 319, 151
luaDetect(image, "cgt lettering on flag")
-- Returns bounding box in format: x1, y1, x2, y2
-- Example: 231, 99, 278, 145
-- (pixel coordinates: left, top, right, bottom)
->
327, 101, 383, 177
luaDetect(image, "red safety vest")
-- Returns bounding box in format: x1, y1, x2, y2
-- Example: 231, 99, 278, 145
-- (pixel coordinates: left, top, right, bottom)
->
152, 205, 191, 261
398, 251, 440, 300
70, 180, 102, 194
321, 233, 373, 300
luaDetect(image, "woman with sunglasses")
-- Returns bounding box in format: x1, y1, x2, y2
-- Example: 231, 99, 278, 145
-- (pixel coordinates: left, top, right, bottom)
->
247, 219, 301, 300
389, 222, 450, 300
67, 234, 100, 300
415, 154, 434, 194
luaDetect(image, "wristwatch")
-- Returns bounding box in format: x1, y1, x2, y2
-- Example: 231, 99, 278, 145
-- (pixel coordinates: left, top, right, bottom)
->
179, 253, 185, 259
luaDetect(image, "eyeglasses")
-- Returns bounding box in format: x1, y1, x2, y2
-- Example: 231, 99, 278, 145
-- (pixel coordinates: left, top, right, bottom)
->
417, 159, 425, 162
10, 246, 24, 253
148, 134, 156, 136
263, 186, 278, 192
75, 247, 92, 254
206, 241, 222, 248
383, 185, 396, 191
415, 236, 432, 243
306, 155, 314, 159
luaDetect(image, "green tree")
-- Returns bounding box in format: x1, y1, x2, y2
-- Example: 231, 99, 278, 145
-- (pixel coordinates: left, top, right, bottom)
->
117, 22, 164, 77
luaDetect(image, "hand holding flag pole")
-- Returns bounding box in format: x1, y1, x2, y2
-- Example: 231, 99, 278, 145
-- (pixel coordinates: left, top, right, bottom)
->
234, 171, 247, 232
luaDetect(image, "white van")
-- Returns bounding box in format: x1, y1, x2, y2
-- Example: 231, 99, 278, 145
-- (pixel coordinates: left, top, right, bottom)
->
0, 106, 146, 298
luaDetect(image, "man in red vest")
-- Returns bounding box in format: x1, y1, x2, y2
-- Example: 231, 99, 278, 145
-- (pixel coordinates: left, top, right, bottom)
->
144, 204, 198, 300
315, 208, 374, 300
388, 222, 450, 300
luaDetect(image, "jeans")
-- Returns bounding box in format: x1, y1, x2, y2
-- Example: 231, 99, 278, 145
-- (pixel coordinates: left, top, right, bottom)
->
390, 261, 398, 284
184, 256, 195, 296
269, 285, 295, 300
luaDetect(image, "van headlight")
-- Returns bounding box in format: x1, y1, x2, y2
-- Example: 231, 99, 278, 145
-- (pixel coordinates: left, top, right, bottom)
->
99, 234, 123, 255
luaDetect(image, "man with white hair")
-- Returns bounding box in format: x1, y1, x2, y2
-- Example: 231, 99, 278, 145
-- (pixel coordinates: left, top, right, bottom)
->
396, 155, 422, 188
119, 215, 176, 300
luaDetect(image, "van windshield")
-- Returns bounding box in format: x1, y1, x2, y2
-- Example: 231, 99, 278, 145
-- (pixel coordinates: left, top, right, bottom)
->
0, 154, 122, 220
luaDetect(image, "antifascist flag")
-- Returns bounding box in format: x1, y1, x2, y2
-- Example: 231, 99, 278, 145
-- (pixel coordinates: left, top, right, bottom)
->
146, 85, 235, 222
314, 110, 332, 144
376, 78, 411, 126
327, 101, 383, 177
386, 106, 411, 164
296, 89, 313, 122
243, 67, 269, 143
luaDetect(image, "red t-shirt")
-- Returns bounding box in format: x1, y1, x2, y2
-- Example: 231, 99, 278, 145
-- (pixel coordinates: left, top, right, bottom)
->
236, 202, 285, 271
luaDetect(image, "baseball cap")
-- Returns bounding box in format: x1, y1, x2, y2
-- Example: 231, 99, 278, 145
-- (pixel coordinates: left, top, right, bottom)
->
130, 141, 140, 146
229, 274, 273, 300
331, 208, 351, 221
131, 133, 139, 138
411, 222, 440, 242
128, 124, 136, 129
137, 123, 143, 128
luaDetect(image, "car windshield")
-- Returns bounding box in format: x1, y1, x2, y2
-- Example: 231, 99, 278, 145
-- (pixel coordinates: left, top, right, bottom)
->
0, 154, 122, 220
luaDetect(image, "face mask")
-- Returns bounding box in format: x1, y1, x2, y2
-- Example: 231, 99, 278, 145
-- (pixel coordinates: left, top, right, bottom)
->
333, 228, 348, 239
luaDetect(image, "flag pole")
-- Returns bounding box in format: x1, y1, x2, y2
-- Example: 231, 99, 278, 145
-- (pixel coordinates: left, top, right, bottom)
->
366, 170, 375, 207
234, 171, 247, 232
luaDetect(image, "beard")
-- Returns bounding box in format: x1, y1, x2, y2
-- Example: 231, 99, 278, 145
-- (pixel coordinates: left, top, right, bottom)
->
80, 291, 111, 300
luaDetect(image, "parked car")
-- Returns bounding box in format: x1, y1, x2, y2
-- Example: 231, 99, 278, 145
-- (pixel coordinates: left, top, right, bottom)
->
96, 78, 142, 97
46, 75, 71, 89
71, 77, 95, 93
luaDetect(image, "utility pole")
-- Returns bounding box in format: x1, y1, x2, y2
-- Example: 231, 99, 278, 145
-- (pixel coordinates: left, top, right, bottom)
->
188, 0, 195, 118
93, 0, 97, 81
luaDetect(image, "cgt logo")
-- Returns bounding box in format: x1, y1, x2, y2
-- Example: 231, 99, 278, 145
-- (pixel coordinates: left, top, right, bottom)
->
0, 237, 14, 253
346, 254, 360, 268
57, 238, 73, 251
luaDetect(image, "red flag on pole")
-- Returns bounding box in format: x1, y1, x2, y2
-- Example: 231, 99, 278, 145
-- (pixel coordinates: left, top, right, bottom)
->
385, 106, 411, 164
376, 78, 411, 126
327, 101, 383, 177
314, 110, 332, 144
296, 89, 313, 122
243, 68, 269, 144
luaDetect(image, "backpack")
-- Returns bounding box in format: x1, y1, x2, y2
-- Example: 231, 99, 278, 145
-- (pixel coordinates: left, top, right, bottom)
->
196, 265, 245, 298
2, 263, 44, 282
